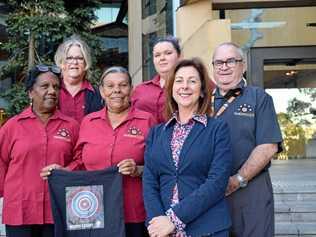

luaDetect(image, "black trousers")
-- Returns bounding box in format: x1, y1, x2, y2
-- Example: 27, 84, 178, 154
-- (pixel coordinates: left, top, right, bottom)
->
5, 224, 54, 237
227, 171, 274, 237
125, 222, 149, 237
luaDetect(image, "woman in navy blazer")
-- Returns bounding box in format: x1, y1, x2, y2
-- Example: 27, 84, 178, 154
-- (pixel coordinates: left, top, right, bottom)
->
143, 58, 233, 237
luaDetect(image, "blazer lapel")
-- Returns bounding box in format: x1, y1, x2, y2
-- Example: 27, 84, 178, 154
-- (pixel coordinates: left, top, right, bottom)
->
179, 122, 205, 167
161, 125, 176, 169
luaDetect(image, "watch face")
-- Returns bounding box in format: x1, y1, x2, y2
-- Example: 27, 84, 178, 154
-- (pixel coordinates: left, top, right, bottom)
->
240, 180, 247, 188
237, 173, 247, 188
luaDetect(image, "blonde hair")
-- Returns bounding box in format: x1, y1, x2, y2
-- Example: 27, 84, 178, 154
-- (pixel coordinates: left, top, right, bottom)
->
54, 35, 92, 78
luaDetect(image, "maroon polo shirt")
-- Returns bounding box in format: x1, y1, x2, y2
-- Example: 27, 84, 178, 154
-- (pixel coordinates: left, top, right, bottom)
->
59, 80, 94, 123
131, 75, 165, 124
0, 107, 80, 225
74, 107, 156, 223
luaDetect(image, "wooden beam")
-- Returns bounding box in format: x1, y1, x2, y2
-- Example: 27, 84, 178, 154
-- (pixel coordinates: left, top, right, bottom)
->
128, 0, 142, 85
212, 0, 316, 9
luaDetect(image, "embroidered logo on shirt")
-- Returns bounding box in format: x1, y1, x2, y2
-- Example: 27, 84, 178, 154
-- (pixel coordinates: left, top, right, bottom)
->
234, 104, 255, 117
124, 126, 144, 139
54, 128, 71, 142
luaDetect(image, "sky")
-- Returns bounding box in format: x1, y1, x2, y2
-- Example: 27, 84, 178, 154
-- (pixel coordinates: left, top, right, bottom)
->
266, 88, 316, 113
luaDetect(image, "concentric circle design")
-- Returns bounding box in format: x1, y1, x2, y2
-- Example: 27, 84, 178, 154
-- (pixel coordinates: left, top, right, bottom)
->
71, 191, 99, 218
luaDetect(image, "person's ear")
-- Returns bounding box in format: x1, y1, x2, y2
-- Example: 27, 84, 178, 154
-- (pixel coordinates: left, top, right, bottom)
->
99, 85, 106, 100
242, 61, 247, 74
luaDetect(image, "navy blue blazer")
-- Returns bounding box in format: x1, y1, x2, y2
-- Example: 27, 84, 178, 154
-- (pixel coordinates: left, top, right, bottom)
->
143, 116, 233, 236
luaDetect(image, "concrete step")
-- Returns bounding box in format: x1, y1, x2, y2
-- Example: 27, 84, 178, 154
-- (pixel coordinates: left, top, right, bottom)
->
274, 193, 316, 202
275, 201, 316, 213
0, 198, 5, 237
276, 222, 316, 235
276, 212, 316, 222
275, 235, 316, 237
273, 181, 316, 194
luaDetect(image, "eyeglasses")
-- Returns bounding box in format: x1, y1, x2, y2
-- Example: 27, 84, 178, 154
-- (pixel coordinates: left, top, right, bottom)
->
36, 64, 61, 75
212, 58, 243, 68
65, 56, 85, 64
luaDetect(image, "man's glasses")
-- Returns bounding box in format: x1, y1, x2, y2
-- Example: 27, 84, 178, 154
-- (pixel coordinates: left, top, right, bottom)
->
65, 56, 85, 64
36, 64, 61, 75
212, 58, 243, 69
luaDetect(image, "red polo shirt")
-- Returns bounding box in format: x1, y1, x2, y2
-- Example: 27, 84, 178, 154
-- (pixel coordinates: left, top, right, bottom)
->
75, 107, 156, 223
0, 107, 80, 225
131, 75, 165, 124
59, 80, 94, 123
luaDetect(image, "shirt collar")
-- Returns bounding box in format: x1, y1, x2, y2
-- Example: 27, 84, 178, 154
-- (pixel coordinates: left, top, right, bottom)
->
61, 80, 94, 92
88, 106, 147, 123
18, 107, 36, 119
165, 112, 207, 128
214, 77, 246, 99
17, 107, 70, 122
144, 74, 161, 87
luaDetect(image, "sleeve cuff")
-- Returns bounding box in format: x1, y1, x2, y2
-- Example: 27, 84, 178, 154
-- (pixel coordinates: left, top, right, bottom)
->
166, 208, 186, 232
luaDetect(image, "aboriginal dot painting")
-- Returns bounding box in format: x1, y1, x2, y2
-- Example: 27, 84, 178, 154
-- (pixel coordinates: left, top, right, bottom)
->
66, 185, 104, 230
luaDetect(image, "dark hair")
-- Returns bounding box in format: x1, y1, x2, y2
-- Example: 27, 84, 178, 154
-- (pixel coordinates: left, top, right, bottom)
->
164, 58, 212, 120
26, 64, 61, 91
153, 35, 181, 55
100, 66, 132, 86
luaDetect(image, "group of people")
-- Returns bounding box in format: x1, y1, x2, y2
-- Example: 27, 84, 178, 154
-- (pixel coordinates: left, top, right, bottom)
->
0, 35, 282, 237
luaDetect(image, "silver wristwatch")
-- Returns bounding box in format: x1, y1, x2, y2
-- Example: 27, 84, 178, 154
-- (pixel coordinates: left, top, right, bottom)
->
236, 173, 248, 188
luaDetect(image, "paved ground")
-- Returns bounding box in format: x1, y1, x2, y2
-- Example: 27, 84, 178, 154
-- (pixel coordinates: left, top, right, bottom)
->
270, 159, 316, 192
0, 159, 315, 236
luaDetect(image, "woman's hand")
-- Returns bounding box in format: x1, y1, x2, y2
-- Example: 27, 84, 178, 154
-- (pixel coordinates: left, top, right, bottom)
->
117, 159, 138, 177
40, 164, 65, 180
148, 216, 175, 237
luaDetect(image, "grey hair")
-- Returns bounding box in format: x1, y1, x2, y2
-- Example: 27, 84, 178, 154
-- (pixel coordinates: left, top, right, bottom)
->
100, 66, 132, 86
54, 35, 92, 76
212, 42, 245, 61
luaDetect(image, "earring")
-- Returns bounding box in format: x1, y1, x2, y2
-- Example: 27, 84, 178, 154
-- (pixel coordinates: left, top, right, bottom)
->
30, 98, 33, 106
200, 93, 204, 98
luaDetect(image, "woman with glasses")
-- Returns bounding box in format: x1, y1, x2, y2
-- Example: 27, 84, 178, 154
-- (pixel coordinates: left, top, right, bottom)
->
0, 65, 81, 237
131, 36, 182, 124
54, 35, 103, 123
74, 66, 156, 237
143, 58, 233, 237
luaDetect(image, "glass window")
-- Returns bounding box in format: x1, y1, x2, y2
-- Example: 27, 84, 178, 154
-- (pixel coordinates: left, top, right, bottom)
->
265, 62, 316, 160
141, 0, 174, 81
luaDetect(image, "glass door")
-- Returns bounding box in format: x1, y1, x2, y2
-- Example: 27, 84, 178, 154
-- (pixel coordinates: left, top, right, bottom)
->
264, 61, 316, 160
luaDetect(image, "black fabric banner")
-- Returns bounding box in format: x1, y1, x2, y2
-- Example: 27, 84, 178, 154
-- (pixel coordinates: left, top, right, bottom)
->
48, 167, 125, 237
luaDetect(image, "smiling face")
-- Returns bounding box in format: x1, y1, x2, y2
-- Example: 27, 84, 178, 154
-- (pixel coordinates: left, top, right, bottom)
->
172, 66, 202, 113
100, 72, 131, 113
153, 41, 180, 79
29, 72, 60, 114
213, 44, 246, 94
62, 45, 86, 85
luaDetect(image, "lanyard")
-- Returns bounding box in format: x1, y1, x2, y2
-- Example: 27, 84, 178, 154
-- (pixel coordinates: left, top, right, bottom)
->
211, 89, 241, 118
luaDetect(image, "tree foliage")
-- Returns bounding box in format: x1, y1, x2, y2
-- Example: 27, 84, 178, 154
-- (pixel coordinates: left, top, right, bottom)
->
277, 112, 307, 159
0, 0, 103, 116
286, 88, 316, 125
277, 89, 316, 159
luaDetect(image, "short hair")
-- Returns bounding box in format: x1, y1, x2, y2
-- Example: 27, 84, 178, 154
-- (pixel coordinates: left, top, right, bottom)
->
212, 42, 245, 61
26, 65, 61, 91
164, 58, 212, 120
54, 35, 92, 75
153, 35, 181, 55
100, 66, 132, 86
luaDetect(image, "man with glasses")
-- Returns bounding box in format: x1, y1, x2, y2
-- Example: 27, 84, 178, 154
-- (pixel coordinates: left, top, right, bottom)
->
211, 42, 283, 237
